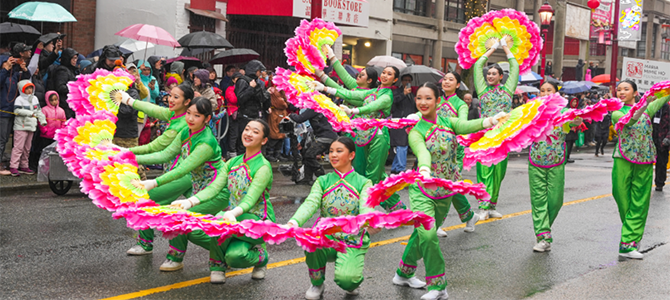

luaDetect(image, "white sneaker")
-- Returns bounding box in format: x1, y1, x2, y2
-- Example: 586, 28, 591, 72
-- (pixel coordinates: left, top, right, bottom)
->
464, 213, 480, 233
488, 210, 503, 218
251, 265, 267, 279
305, 284, 325, 299
126, 245, 152, 255
420, 288, 449, 300
159, 259, 184, 271
533, 240, 552, 252
345, 288, 359, 296
478, 209, 489, 220
210, 271, 226, 284
392, 273, 426, 289
619, 250, 644, 259
436, 228, 448, 238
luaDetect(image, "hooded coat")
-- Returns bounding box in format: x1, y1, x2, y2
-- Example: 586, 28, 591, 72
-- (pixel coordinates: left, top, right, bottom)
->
0, 55, 31, 118
137, 60, 160, 103
13, 80, 46, 132
82, 45, 121, 74
147, 56, 163, 87
192, 69, 218, 109
51, 48, 79, 118
39, 91, 66, 139
165, 61, 184, 85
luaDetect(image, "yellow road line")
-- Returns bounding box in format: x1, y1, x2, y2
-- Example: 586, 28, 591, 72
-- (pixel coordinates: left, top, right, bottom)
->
101, 191, 615, 300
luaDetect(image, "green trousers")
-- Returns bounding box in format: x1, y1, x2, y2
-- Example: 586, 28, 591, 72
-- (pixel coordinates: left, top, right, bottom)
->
396, 185, 451, 291
476, 157, 508, 209
305, 234, 370, 291
349, 132, 406, 212
612, 158, 652, 253
207, 213, 269, 271
166, 190, 229, 269
448, 145, 474, 223
137, 175, 193, 250
528, 164, 565, 242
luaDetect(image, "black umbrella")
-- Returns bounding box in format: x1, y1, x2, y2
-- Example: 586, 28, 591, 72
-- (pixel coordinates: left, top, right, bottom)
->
178, 31, 233, 49
0, 22, 40, 35
87, 46, 132, 58
209, 48, 260, 65
37, 32, 66, 44
180, 47, 214, 57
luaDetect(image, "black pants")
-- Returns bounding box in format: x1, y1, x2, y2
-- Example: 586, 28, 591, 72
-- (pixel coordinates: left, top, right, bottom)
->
566, 140, 575, 159
595, 136, 607, 155
303, 141, 328, 181
266, 138, 283, 156
655, 143, 669, 188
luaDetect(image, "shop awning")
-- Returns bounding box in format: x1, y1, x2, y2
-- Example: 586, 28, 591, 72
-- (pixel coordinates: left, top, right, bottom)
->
185, 3, 228, 22
226, 0, 369, 27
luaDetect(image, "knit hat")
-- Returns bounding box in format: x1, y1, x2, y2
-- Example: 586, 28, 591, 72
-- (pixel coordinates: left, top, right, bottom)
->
18, 80, 35, 94
166, 77, 178, 87
193, 69, 210, 86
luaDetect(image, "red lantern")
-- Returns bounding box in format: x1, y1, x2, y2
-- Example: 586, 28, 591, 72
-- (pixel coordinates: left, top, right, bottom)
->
587, 0, 600, 10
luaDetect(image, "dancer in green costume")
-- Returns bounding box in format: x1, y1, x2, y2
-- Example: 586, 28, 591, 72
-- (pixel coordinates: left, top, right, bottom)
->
611, 80, 668, 259
121, 84, 195, 255
313, 63, 406, 212
473, 39, 519, 220
528, 82, 582, 252
209, 119, 275, 283
127, 98, 229, 273
392, 82, 507, 300
287, 136, 378, 299
435, 71, 480, 238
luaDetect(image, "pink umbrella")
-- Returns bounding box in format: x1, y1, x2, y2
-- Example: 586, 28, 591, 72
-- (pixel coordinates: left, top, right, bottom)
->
115, 24, 180, 60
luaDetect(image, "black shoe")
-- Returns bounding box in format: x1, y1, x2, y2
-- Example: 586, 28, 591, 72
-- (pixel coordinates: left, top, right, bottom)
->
296, 179, 313, 186
266, 156, 279, 162
655, 187, 663, 192
277, 154, 290, 162
567, 159, 575, 163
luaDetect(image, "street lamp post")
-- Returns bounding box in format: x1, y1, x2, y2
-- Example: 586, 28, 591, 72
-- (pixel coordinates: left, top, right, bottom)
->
538, 1, 554, 85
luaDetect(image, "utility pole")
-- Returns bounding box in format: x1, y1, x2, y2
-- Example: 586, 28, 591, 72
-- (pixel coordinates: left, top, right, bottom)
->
609, 0, 619, 93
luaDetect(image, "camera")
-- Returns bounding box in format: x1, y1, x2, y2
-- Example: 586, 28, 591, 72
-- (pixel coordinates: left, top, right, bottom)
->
278, 118, 295, 134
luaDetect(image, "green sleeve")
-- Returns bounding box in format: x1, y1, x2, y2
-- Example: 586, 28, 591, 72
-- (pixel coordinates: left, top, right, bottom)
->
193, 162, 229, 203
645, 95, 670, 117
289, 179, 324, 226
408, 130, 431, 169
335, 88, 370, 107
135, 134, 181, 165
155, 143, 214, 186
358, 180, 375, 215
504, 57, 520, 94
473, 56, 489, 95
611, 110, 625, 125
132, 100, 172, 121
358, 92, 392, 115
457, 103, 469, 121
450, 118, 485, 135
332, 59, 358, 90
130, 129, 178, 155
237, 165, 272, 213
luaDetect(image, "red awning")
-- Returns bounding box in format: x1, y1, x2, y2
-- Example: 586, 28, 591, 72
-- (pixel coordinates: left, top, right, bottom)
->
226, 0, 369, 27
226, 0, 294, 16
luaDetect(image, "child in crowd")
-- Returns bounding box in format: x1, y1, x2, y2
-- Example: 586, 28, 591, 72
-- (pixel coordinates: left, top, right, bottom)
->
36, 91, 66, 155
9, 80, 46, 176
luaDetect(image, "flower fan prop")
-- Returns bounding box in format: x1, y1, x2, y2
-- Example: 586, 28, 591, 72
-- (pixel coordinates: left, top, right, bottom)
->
615, 80, 670, 131
455, 9, 541, 74
462, 93, 567, 170
366, 170, 490, 208
67, 68, 135, 116
553, 97, 623, 126
285, 19, 342, 75
315, 210, 435, 236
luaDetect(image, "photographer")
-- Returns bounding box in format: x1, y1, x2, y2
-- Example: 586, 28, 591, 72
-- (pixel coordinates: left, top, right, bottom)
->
288, 107, 337, 185
0, 53, 31, 175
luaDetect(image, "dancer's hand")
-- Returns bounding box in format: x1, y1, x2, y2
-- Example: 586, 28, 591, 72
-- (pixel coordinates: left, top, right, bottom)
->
171, 198, 195, 210
632, 102, 649, 120
646, 95, 657, 104
140, 179, 157, 191
418, 166, 432, 180
286, 220, 299, 228
483, 112, 508, 128
367, 227, 381, 235
322, 44, 336, 60
315, 69, 329, 83
116, 90, 134, 106
405, 113, 421, 122
222, 207, 244, 223
308, 81, 325, 92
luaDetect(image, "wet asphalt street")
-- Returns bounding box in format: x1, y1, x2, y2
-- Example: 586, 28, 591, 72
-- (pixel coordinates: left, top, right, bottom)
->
1, 146, 669, 300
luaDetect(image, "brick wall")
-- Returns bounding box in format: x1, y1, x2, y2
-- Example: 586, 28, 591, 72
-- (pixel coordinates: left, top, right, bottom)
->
68, 0, 96, 55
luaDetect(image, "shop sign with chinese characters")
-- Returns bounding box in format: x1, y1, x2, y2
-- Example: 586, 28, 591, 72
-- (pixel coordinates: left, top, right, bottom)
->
293, 0, 370, 27
621, 57, 670, 93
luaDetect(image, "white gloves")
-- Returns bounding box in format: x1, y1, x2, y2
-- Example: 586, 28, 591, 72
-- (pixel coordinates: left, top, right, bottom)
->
632, 102, 648, 121
323, 44, 336, 60
339, 105, 359, 116
419, 166, 432, 180
500, 37, 508, 48
140, 179, 157, 191
315, 69, 329, 83
483, 112, 508, 128
406, 113, 421, 121
222, 207, 244, 223
171, 196, 200, 210
490, 40, 500, 50
287, 220, 299, 228
118, 90, 134, 106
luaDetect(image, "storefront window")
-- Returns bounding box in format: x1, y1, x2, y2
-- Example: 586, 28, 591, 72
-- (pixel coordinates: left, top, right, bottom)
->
637, 23, 646, 58
444, 0, 465, 24
589, 39, 606, 56
662, 25, 670, 60
393, 0, 429, 17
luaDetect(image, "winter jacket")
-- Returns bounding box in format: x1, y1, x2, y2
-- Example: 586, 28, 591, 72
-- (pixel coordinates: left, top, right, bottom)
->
39, 91, 66, 139
652, 103, 670, 146
146, 56, 163, 87
194, 83, 218, 110
137, 60, 160, 103
82, 45, 119, 74
114, 87, 140, 138
13, 80, 47, 132
51, 48, 79, 118
38, 49, 59, 78
267, 86, 288, 140
235, 74, 267, 119
390, 87, 417, 147
289, 108, 338, 141
225, 85, 238, 116
0, 55, 31, 118
31, 73, 46, 107
165, 61, 184, 84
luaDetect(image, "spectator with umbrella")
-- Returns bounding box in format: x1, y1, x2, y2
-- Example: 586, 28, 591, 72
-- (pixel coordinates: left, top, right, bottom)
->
390, 74, 416, 175
49, 47, 79, 118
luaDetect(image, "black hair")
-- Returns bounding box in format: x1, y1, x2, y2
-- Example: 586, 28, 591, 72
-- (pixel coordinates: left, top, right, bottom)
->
175, 83, 195, 104
331, 136, 356, 153
419, 82, 441, 99
225, 65, 236, 72
488, 64, 504, 77
249, 118, 270, 138
189, 96, 213, 117
445, 71, 462, 84
363, 67, 379, 89
618, 79, 638, 92
541, 81, 559, 93
385, 66, 401, 80
49, 93, 58, 101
